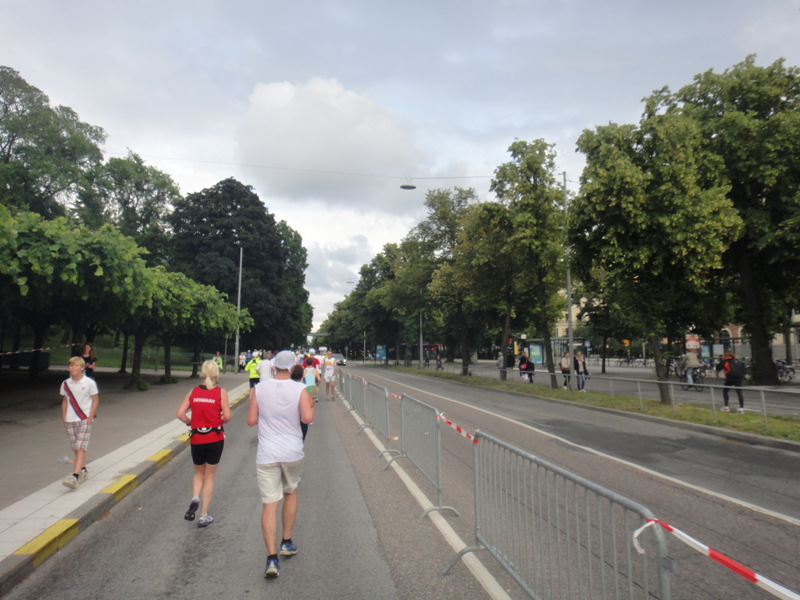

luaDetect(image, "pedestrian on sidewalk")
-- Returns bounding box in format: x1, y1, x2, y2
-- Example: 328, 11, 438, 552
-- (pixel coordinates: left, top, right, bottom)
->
80, 343, 97, 378
176, 359, 231, 527
574, 351, 589, 392
60, 356, 99, 489
716, 350, 745, 413
518, 352, 534, 383
247, 350, 314, 580
560, 352, 571, 389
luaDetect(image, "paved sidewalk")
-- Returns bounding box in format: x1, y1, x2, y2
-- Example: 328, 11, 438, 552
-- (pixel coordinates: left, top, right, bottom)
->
0, 367, 251, 596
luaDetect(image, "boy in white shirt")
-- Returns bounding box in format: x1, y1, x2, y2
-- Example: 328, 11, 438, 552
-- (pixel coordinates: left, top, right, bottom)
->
61, 356, 100, 489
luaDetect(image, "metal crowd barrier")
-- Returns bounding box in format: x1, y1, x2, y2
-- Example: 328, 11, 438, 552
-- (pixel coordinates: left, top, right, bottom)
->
384, 394, 459, 519
360, 382, 398, 457
441, 430, 673, 600
343, 373, 367, 418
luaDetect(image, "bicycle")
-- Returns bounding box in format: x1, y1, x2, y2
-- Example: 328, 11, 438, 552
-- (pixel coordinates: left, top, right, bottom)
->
776, 360, 795, 383
680, 365, 706, 392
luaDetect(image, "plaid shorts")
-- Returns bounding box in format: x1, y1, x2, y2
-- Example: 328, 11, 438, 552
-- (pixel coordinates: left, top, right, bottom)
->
65, 420, 92, 451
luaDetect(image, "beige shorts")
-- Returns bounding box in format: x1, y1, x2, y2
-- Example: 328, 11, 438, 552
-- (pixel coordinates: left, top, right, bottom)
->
256, 460, 302, 504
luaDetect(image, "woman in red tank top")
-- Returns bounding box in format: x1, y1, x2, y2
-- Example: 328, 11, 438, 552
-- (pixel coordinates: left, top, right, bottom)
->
176, 359, 231, 527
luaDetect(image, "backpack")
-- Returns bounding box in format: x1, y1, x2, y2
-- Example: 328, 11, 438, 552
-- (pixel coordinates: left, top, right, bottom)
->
729, 359, 746, 378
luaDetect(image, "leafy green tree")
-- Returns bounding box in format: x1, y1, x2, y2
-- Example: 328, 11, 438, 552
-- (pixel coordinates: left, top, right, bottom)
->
572, 107, 741, 400
410, 188, 476, 372
651, 56, 800, 383
169, 178, 311, 349
490, 139, 567, 387
0, 66, 105, 218
0, 205, 151, 375
79, 151, 181, 266
449, 201, 518, 378
276, 220, 312, 347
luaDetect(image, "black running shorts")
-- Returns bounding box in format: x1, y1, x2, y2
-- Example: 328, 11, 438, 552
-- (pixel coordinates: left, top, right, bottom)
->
191, 440, 224, 465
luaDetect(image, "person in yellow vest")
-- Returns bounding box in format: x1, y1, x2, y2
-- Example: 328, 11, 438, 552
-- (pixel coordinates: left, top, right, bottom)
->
245, 351, 262, 388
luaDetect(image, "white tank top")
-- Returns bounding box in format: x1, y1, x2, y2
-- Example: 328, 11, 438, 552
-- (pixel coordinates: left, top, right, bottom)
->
254, 378, 306, 464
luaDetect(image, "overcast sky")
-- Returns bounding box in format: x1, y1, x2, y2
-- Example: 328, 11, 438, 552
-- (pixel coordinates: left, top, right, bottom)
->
3, 0, 799, 332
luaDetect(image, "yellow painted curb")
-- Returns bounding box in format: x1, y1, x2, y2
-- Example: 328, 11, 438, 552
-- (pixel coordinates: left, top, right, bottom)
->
14, 519, 79, 566
100, 474, 138, 501
177, 432, 191, 443
147, 448, 173, 468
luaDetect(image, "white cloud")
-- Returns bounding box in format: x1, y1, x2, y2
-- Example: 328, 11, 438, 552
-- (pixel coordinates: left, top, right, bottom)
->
237, 78, 424, 212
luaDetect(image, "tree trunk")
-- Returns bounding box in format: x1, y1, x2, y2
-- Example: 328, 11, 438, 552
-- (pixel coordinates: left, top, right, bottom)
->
601, 333, 608, 374
191, 342, 202, 378
499, 302, 511, 381
650, 335, 671, 405
535, 276, 558, 389
736, 242, 777, 384
459, 307, 470, 376
163, 342, 172, 378
29, 324, 47, 379
125, 332, 146, 390
119, 332, 130, 373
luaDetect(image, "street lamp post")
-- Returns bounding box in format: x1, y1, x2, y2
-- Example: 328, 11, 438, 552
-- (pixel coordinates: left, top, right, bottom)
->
233, 246, 243, 372
564, 171, 574, 390
419, 309, 424, 369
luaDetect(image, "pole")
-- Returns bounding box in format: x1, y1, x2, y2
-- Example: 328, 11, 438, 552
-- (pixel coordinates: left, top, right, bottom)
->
564, 171, 574, 390
234, 246, 243, 371
363, 330, 366, 364
419, 309, 423, 369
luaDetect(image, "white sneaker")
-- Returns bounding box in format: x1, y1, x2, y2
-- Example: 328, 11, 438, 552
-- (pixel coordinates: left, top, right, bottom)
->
78, 469, 88, 483
721, 406, 731, 413
737, 408, 745, 414
62, 475, 78, 489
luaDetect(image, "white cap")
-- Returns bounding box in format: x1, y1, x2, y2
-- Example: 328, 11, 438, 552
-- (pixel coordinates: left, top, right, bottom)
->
309, 348, 316, 355
273, 350, 297, 370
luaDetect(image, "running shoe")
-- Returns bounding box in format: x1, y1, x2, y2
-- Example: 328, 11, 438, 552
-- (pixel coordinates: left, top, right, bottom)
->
721, 406, 731, 413
197, 515, 214, 528
280, 541, 298, 556
265, 558, 280, 578
737, 407, 745, 414
184, 497, 200, 521
62, 475, 78, 490
78, 469, 88, 484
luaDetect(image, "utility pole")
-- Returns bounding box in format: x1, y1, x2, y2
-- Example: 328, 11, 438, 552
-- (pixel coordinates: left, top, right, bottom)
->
564, 171, 574, 390
419, 309, 424, 369
234, 246, 243, 371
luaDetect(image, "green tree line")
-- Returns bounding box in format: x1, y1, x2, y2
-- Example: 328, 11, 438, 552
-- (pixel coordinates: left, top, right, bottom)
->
319, 56, 800, 392
0, 66, 312, 387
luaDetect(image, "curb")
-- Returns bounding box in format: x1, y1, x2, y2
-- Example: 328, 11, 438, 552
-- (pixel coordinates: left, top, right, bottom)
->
0, 390, 248, 598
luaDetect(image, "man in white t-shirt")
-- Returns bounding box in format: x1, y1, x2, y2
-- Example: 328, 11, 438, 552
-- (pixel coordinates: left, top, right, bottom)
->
247, 350, 313, 579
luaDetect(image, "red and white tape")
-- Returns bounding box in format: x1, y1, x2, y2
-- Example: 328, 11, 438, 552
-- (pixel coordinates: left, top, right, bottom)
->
0, 343, 80, 357
437, 414, 479, 444
633, 518, 800, 600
